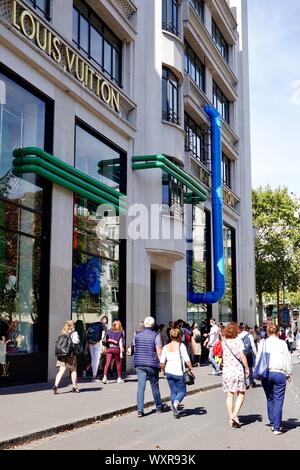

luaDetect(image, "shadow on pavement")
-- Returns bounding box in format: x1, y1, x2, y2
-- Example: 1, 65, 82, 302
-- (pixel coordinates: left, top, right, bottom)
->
180, 407, 207, 418
282, 418, 300, 431
239, 414, 263, 426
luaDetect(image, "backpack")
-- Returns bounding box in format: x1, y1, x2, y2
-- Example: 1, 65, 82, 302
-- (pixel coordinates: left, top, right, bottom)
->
55, 334, 73, 358
86, 322, 103, 345
212, 340, 223, 357
242, 333, 252, 354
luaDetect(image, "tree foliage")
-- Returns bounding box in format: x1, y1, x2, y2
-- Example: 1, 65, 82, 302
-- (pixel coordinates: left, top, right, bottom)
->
252, 186, 300, 304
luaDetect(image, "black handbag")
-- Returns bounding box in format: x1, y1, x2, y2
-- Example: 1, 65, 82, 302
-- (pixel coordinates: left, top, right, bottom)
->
179, 345, 195, 386
73, 341, 83, 355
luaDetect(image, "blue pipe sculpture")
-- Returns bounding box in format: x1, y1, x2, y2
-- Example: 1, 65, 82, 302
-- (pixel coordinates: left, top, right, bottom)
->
187, 104, 225, 304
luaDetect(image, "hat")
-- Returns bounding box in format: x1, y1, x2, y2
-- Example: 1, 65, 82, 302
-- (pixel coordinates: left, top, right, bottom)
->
144, 316, 155, 328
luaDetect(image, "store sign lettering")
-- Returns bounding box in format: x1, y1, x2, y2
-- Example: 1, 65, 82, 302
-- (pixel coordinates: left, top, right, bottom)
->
10, 0, 120, 113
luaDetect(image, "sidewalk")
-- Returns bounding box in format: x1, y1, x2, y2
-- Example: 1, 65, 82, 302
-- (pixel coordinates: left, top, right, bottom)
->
0, 364, 222, 449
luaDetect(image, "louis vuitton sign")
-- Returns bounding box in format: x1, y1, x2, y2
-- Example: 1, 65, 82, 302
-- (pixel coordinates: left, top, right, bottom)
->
10, 0, 120, 113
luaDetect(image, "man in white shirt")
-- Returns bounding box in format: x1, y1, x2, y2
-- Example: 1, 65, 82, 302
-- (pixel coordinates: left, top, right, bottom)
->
204, 318, 221, 375
238, 325, 257, 388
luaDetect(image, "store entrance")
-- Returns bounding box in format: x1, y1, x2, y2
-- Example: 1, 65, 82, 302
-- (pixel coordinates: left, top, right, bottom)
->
150, 268, 172, 326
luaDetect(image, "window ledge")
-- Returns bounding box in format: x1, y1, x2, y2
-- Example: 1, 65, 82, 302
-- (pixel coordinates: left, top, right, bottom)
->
162, 120, 186, 135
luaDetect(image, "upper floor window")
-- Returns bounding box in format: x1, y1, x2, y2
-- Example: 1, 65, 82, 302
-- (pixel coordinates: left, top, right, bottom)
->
162, 67, 180, 125
162, 0, 179, 36
24, 0, 51, 20
189, 0, 204, 22
184, 42, 205, 92
222, 153, 231, 188
213, 81, 230, 124
212, 20, 229, 63
72, 0, 122, 86
185, 113, 208, 164
162, 172, 184, 219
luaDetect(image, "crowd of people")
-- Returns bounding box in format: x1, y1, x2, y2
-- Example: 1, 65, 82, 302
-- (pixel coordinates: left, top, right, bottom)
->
52, 316, 298, 431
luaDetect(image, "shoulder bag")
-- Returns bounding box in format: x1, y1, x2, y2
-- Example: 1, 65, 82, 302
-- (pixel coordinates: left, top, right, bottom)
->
179, 345, 195, 386
253, 340, 270, 380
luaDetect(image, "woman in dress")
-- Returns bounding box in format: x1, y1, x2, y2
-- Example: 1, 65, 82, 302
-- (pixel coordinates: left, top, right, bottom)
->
222, 322, 249, 427
53, 320, 81, 394
190, 322, 201, 367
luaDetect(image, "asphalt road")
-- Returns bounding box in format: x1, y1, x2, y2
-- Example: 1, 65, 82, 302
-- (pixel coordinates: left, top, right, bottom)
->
20, 365, 300, 450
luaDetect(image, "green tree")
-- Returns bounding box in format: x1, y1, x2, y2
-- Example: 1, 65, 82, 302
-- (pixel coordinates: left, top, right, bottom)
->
252, 187, 300, 320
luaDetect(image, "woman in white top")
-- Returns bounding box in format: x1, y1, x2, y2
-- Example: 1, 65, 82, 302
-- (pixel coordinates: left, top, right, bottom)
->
160, 328, 194, 418
257, 323, 292, 435
296, 329, 300, 358
53, 320, 81, 394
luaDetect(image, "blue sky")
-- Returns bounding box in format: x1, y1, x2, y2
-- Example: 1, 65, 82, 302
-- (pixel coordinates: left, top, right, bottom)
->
248, 0, 300, 198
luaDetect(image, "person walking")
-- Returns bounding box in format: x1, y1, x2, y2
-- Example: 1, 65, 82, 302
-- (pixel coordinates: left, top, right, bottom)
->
102, 320, 125, 384
86, 320, 103, 382
160, 328, 194, 418
296, 328, 300, 358
53, 320, 81, 394
222, 322, 249, 428
258, 324, 292, 435
285, 329, 294, 354
134, 316, 169, 417
238, 324, 257, 388
204, 318, 221, 375
190, 322, 201, 367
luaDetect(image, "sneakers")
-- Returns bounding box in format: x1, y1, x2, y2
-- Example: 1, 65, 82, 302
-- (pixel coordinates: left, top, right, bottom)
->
156, 403, 170, 413
209, 370, 221, 376
117, 378, 124, 384
82, 371, 87, 378
92, 377, 100, 382
172, 400, 180, 419
137, 411, 144, 418
273, 430, 283, 435
102, 376, 108, 384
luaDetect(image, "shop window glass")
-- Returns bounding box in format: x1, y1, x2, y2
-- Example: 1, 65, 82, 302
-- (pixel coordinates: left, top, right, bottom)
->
24, 0, 51, 20
187, 206, 210, 325
0, 70, 50, 356
219, 225, 236, 323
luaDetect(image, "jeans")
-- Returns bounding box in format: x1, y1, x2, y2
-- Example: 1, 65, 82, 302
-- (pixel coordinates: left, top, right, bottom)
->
209, 347, 220, 371
262, 372, 287, 431
166, 373, 186, 404
245, 353, 254, 385
89, 343, 101, 378
136, 366, 162, 412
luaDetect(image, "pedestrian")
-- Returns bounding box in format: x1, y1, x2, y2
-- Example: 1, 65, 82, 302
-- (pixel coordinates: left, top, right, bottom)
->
296, 328, 300, 358
53, 320, 81, 394
285, 329, 294, 353
86, 320, 103, 382
99, 315, 109, 372
134, 316, 169, 417
258, 323, 292, 435
160, 328, 194, 419
190, 322, 201, 367
203, 318, 221, 375
102, 320, 125, 384
159, 324, 168, 346
238, 324, 257, 388
166, 321, 174, 342
222, 322, 249, 428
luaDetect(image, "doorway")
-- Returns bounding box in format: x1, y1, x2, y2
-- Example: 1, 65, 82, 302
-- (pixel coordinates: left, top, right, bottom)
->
150, 268, 172, 326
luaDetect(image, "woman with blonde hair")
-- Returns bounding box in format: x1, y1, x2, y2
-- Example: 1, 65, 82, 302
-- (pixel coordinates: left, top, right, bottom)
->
103, 320, 125, 384
160, 328, 194, 418
53, 320, 81, 394
222, 322, 249, 428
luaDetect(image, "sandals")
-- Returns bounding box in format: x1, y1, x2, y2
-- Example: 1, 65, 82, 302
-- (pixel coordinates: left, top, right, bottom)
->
231, 415, 241, 428
53, 385, 58, 395
72, 387, 80, 393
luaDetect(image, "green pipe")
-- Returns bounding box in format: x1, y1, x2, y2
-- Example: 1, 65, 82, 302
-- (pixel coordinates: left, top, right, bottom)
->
12, 165, 124, 215
13, 156, 125, 210
13, 147, 124, 202
132, 161, 207, 202
132, 154, 207, 199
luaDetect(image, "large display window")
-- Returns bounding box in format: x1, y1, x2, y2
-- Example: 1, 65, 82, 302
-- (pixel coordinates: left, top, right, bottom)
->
0, 66, 52, 384
72, 121, 126, 332
219, 225, 237, 323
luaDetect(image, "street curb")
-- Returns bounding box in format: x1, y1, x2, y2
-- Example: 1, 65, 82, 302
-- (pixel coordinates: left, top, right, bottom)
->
0, 382, 222, 450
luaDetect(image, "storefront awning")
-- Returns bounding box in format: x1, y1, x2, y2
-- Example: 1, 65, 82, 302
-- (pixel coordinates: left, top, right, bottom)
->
132, 155, 208, 203
12, 147, 126, 215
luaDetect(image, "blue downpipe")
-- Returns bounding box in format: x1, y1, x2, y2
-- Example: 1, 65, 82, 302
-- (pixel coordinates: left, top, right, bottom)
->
187, 104, 225, 304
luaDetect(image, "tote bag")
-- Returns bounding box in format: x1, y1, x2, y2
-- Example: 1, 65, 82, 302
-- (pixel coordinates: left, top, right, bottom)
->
254, 340, 270, 380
